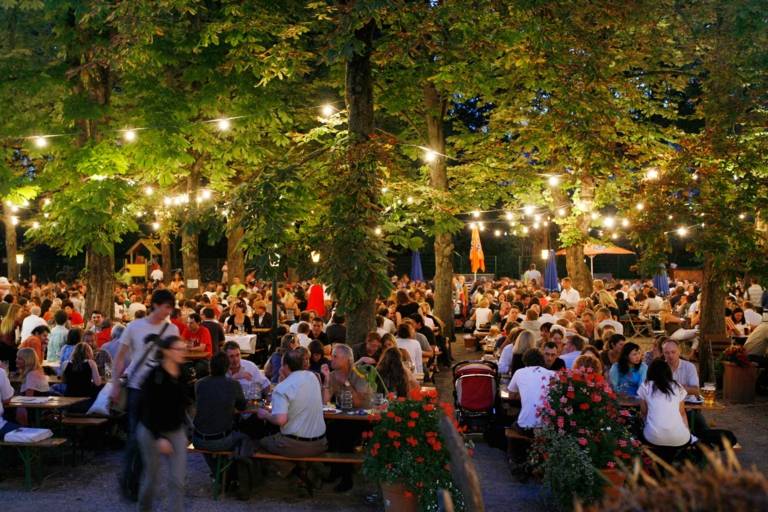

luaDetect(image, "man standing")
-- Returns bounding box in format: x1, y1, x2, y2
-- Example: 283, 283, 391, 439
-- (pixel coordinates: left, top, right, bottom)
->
201, 307, 226, 353
523, 263, 542, 286
256, 349, 326, 486
110, 289, 179, 500
46, 310, 69, 363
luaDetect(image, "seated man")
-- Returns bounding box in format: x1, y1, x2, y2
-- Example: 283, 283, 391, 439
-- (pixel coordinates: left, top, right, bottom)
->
223, 341, 270, 396
183, 313, 213, 356
507, 348, 556, 465
192, 352, 253, 468
353, 331, 382, 365
559, 333, 586, 369
20, 324, 49, 363
256, 349, 327, 486
0, 364, 19, 440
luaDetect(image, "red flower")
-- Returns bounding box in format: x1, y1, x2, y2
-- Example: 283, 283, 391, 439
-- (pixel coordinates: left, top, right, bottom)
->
393, 416, 402, 423
579, 403, 590, 410
415, 456, 424, 463
407, 420, 416, 428
409, 411, 420, 419
577, 437, 588, 446
393, 441, 401, 448
423, 404, 435, 412
408, 388, 423, 401
406, 436, 418, 447
431, 441, 442, 451
403, 490, 413, 498
387, 430, 401, 439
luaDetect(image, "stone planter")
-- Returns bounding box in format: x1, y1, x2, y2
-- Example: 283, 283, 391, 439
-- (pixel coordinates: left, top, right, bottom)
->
381, 481, 418, 512
600, 468, 626, 500
722, 361, 759, 403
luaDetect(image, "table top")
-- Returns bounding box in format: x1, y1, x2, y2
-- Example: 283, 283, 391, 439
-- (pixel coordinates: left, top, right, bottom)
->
619, 397, 726, 411
7, 396, 90, 409
10, 375, 62, 385
184, 349, 210, 361
240, 405, 379, 422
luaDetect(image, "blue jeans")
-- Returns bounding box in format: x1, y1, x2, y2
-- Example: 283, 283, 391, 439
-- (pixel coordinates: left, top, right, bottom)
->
121, 388, 143, 485
137, 424, 187, 512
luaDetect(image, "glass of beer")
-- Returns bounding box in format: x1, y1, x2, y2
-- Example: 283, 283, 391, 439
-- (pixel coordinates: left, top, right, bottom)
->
702, 382, 716, 407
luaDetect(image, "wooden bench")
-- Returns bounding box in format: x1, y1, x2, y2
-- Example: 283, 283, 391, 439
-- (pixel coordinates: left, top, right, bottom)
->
187, 445, 363, 499
61, 416, 110, 463
0, 437, 67, 489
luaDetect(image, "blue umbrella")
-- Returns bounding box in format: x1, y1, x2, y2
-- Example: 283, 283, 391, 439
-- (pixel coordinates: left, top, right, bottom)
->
544, 250, 560, 291
653, 271, 670, 296
410, 250, 424, 282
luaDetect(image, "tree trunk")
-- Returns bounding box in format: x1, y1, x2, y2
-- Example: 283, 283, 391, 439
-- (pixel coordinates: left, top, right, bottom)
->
2, 204, 18, 281
226, 225, 245, 285
698, 254, 726, 383
339, 19, 379, 345
565, 244, 593, 296
160, 233, 172, 285
181, 230, 200, 295
84, 245, 114, 318
424, 82, 455, 341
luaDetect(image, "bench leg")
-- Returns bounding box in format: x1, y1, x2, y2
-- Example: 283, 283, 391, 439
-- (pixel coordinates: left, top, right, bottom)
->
17, 447, 34, 490
211, 455, 232, 500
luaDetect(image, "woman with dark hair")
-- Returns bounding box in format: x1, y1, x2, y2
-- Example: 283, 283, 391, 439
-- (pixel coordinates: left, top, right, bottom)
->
608, 341, 647, 398
600, 333, 626, 376
726, 307, 748, 337
59, 328, 83, 375
376, 347, 418, 398
63, 342, 102, 413
264, 333, 299, 384
226, 301, 253, 334
136, 335, 189, 512
637, 358, 690, 462
394, 290, 420, 325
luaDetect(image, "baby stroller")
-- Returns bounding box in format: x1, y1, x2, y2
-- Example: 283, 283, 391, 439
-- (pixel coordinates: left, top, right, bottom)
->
452, 360, 499, 433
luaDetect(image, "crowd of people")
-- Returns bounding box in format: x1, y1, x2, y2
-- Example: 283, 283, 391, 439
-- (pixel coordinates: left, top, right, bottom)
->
0, 267, 765, 508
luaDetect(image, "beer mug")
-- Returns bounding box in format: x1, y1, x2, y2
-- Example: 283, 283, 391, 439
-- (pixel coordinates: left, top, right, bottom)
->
702, 382, 716, 407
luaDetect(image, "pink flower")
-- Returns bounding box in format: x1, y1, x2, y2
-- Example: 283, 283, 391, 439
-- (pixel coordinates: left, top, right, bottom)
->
618, 439, 627, 448
606, 461, 616, 468
557, 416, 565, 428
560, 396, 568, 404
577, 437, 588, 446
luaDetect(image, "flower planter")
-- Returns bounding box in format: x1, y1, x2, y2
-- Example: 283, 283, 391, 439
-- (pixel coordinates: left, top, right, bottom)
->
381, 481, 418, 512
722, 361, 759, 403
600, 468, 625, 499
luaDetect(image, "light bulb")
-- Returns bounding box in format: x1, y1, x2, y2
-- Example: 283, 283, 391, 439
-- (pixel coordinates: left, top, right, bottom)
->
201, 189, 212, 200
523, 205, 534, 216
10, 216, 18, 225
611, 233, 618, 240
144, 186, 154, 196
676, 226, 687, 236
321, 104, 334, 117
469, 222, 477, 230
32, 221, 40, 229
590, 212, 599, 220
548, 175, 560, 187
621, 218, 630, 228
645, 168, 659, 180
43, 198, 51, 206
123, 129, 137, 142
478, 222, 485, 231
216, 118, 231, 131
505, 211, 513, 221
151, 222, 160, 231
407, 196, 414, 204
494, 229, 501, 237
381, 187, 389, 193
636, 202, 644, 211
472, 210, 481, 218
603, 217, 615, 228
34, 136, 48, 148
557, 208, 566, 217
374, 227, 382, 236
424, 149, 438, 163
522, 226, 529, 234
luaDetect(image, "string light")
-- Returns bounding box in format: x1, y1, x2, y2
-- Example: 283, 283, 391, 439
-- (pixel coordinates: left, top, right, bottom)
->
423, 149, 438, 163
43, 198, 51, 206
621, 218, 630, 228
738, 213, 745, 220
494, 229, 501, 237
557, 208, 566, 217
532, 222, 540, 230
381, 187, 389, 193
31, 221, 40, 229
321, 104, 335, 117
9, 205, 19, 213
636, 202, 644, 211
603, 217, 615, 228
611, 233, 618, 240
522, 226, 529, 234
547, 175, 560, 187
10, 216, 18, 225
534, 214, 541, 222
478, 222, 485, 231
523, 205, 534, 216
676, 226, 688, 236
163, 197, 172, 206
645, 168, 659, 180
34, 136, 48, 148
406, 196, 414, 204
151, 222, 160, 231
472, 210, 481, 218
505, 211, 513, 221
590, 212, 599, 220
374, 227, 383, 236
144, 186, 154, 196
692, 173, 699, 181
216, 118, 231, 131
469, 222, 477, 230
123, 129, 137, 142
200, 189, 212, 200
667, 214, 673, 220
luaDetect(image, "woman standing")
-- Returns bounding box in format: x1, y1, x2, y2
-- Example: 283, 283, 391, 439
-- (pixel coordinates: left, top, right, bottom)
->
136, 336, 189, 512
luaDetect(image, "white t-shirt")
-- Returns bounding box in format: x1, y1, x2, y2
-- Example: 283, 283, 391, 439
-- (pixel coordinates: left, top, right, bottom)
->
150, 268, 164, 282
560, 350, 580, 369
598, 319, 624, 335
637, 381, 690, 446
396, 337, 423, 373
474, 307, 493, 328
127, 302, 147, 321
0, 368, 15, 432
297, 333, 312, 349
20, 314, 47, 342
119, 317, 180, 389
227, 359, 270, 391
508, 366, 556, 429
381, 316, 396, 334
744, 308, 762, 327
271, 370, 326, 438
560, 288, 581, 308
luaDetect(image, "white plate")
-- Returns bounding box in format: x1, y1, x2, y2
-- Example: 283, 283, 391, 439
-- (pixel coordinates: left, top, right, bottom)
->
323, 407, 342, 414
684, 395, 704, 404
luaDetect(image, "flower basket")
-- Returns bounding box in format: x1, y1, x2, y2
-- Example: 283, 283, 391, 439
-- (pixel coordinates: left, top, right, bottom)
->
722, 361, 758, 403
362, 388, 465, 512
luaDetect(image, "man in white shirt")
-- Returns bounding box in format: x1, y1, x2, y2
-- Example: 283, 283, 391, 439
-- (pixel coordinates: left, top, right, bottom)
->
20, 305, 47, 342
662, 340, 699, 396
507, 349, 556, 464
149, 267, 164, 283
127, 294, 147, 321
746, 279, 764, 307
523, 264, 542, 286
560, 334, 585, 369
223, 341, 270, 393
595, 308, 624, 335
559, 277, 580, 308
256, 349, 327, 478
743, 302, 762, 327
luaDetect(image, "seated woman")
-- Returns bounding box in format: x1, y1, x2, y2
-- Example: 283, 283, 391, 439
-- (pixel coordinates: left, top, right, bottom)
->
226, 301, 253, 334
264, 333, 299, 385
308, 340, 331, 379
638, 358, 691, 463
609, 342, 647, 398
63, 342, 103, 413
643, 336, 667, 367
726, 307, 749, 338
660, 301, 684, 336
15, 347, 50, 425
381, 333, 397, 352
573, 353, 604, 374
59, 328, 83, 376
376, 347, 419, 398
498, 330, 537, 376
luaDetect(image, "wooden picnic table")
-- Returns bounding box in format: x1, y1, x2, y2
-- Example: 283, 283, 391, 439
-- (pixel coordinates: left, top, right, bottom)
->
184, 348, 210, 361
6, 396, 91, 427
618, 397, 726, 411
